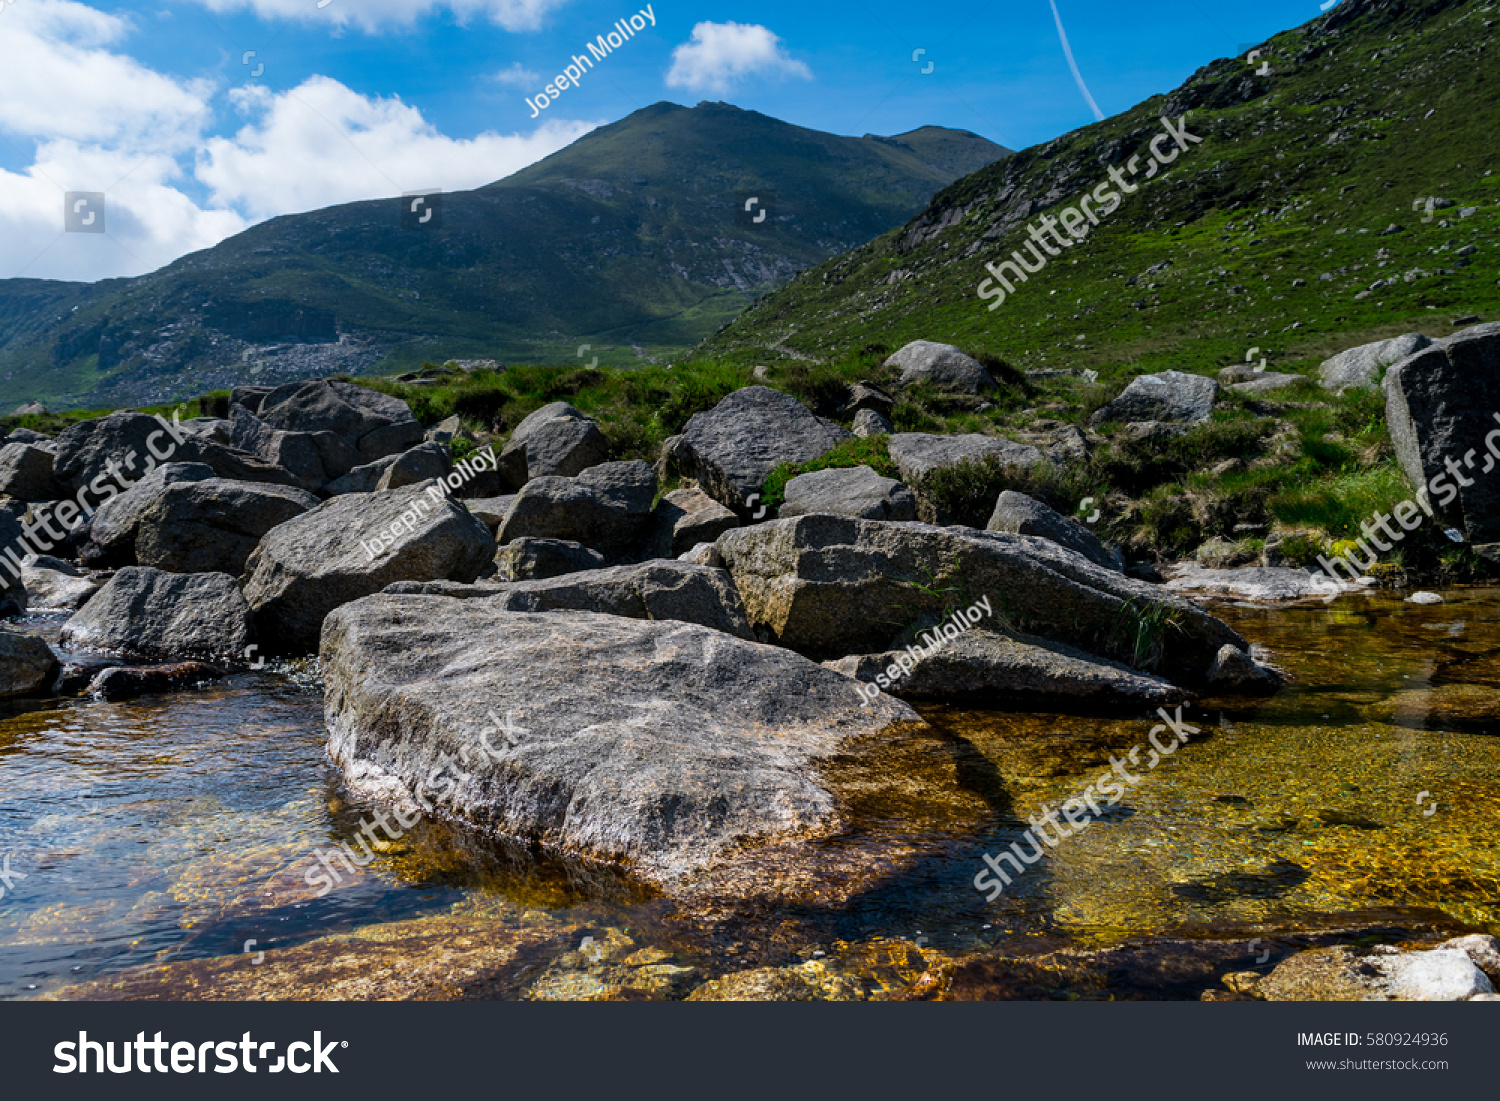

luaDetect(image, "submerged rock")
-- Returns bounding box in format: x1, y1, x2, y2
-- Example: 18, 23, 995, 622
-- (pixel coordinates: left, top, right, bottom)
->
61, 568, 253, 661
1205, 643, 1284, 694
87, 661, 226, 701
320, 599, 921, 883
241, 481, 495, 653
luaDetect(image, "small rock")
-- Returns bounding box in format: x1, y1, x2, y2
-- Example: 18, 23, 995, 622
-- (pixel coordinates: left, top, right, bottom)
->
851, 408, 893, 437
1406, 591, 1443, 604
87, 661, 225, 701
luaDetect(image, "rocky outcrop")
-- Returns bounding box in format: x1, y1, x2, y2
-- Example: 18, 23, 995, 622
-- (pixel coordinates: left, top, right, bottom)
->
678, 387, 851, 517
254, 379, 423, 462
77, 462, 215, 567
883, 340, 996, 393
1319, 332, 1432, 392
780, 465, 917, 522
649, 487, 739, 558
826, 628, 1190, 706
135, 479, 321, 576
0, 442, 65, 501
1090, 371, 1218, 425
61, 567, 253, 660
53, 412, 300, 494
241, 481, 494, 652
497, 403, 610, 488
987, 490, 1120, 571
494, 538, 606, 581
1382, 322, 1500, 549
320, 598, 920, 883
387, 560, 754, 640
1165, 563, 1354, 602
0, 628, 58, 698
713, 515, 1247, 683
496, 461, 656, 562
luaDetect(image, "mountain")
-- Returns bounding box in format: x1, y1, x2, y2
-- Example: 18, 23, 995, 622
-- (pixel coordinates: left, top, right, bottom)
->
0, 102, 1008, 410
694, 0, 1497, 378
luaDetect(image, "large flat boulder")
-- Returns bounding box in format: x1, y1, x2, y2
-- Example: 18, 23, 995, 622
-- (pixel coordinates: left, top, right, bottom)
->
1319, 332, 1432, 392
61, 567, 252, 661
883, 340, 996, 393
1382, 322, 1500, 548
987, 490, 1120, 571
1090, 371, 1219, 425
320, 598, 920, 883
826, 629, 1189, 707
713, 515, 1247, 684
678, 387, 851, 517
497, 402, 610, 488
241, 481, 494, 652
780, 465, 917, 522
386, 559, 753, 640
135, 479, 322, 576
1165, 563, 1350, 603
496, 460, 655, 562
77, 462, 215, 567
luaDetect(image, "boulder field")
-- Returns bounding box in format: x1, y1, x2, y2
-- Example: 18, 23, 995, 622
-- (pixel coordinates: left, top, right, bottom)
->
1, 374, 1291, 887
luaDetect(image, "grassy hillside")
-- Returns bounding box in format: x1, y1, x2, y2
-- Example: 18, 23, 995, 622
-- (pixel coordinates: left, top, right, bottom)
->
692, 0, 1498, 381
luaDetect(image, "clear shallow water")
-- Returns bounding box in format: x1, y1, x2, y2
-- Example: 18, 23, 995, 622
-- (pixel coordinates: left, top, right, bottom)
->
0, 591, 1497, 1000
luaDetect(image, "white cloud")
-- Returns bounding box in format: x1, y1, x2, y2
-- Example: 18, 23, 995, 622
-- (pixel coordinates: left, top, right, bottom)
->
665, 22, 812, 96
187, 0, 570, 33
491, 61, 541, 87
0, 0, 599, 281
198, 77, 597, 220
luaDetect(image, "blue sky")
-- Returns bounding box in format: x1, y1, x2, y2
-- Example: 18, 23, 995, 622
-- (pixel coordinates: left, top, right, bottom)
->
0, 0, 1342, 282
